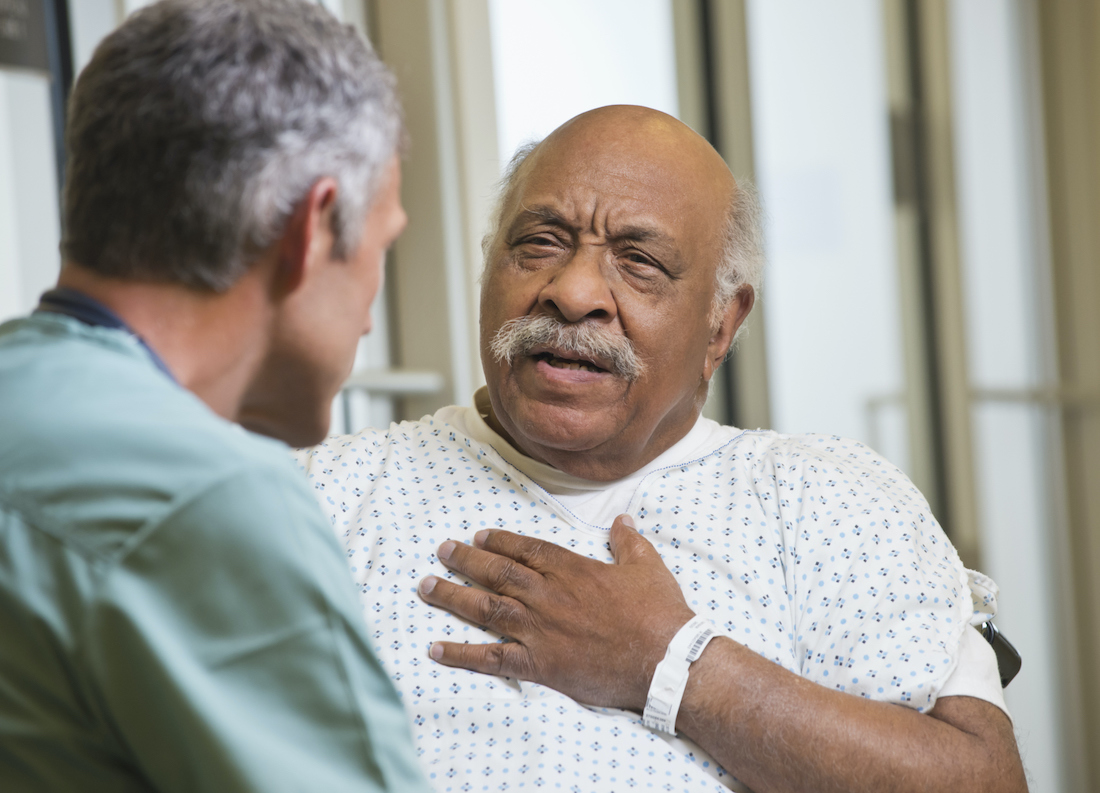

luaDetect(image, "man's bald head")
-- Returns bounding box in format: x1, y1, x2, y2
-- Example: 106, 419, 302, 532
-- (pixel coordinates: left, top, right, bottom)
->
484, 106, 763, 331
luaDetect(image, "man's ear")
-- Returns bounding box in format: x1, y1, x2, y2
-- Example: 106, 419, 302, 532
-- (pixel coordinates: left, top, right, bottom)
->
276, 177, 340, 296
703, 285, 755, 382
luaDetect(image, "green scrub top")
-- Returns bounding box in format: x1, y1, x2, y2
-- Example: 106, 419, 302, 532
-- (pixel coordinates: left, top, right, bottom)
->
0, 313, 429, 793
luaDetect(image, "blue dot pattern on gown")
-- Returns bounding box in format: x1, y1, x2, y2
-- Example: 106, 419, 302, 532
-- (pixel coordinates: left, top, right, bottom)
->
295, 418, 974, 793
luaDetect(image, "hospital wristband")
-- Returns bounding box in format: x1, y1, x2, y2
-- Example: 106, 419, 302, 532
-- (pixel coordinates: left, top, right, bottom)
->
642, 615, 718, 734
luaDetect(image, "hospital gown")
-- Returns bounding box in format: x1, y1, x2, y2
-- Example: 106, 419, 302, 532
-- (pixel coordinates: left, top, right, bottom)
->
297, 392, 1003, 793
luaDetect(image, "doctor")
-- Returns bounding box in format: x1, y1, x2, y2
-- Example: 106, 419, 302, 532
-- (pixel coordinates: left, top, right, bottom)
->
0, 1, 428, 791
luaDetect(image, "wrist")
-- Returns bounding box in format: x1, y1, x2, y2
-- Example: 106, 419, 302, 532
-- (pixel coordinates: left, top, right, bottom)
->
642, 616, 719, 734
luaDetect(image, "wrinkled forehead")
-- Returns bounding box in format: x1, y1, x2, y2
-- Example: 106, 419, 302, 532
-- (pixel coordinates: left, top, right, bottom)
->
504, 133, 731, 246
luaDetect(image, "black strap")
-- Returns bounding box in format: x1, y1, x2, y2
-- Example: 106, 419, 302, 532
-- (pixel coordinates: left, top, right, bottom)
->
35, 288, 177, 383
979, 621, 1022, 688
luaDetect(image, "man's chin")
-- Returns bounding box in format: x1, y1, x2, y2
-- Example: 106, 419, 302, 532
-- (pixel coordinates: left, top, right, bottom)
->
486, 369, 636, 474
503, 400, 623, 455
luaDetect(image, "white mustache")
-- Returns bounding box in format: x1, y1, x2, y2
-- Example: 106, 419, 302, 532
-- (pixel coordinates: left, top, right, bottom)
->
489, 315, 644, 381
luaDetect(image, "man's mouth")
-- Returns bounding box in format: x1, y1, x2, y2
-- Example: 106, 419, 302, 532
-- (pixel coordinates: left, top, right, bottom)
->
531, 351, 607, 374
491, 315, 644, 381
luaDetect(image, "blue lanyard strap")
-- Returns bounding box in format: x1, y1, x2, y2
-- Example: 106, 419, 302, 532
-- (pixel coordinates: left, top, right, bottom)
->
35, 288, 178, 384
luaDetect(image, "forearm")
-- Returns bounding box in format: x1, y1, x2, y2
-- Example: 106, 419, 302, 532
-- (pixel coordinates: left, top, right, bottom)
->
677, 637, 1025, 793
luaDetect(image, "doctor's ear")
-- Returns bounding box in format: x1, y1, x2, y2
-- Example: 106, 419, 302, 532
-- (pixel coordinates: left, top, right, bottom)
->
276, 177, 340, 295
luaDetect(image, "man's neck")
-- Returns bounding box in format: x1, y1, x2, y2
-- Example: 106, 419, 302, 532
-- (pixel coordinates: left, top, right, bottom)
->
56, 262, 276, 422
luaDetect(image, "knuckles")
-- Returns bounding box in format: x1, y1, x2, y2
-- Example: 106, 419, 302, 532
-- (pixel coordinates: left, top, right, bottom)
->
482, 641, 518, 677
474, 592, 526, 632
486, 557, 530, 593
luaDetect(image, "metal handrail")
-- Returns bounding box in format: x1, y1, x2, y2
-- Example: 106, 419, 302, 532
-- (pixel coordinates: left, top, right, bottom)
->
341, 368, 445, 396
968, 387, 1100, 407
862, 386, 1100, 454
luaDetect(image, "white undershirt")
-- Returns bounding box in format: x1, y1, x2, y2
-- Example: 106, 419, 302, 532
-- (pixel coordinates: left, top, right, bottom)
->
435, 388, 1010, 719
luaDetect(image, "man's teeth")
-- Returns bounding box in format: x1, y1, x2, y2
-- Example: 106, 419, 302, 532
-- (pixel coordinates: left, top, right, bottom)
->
547, 356, 600, 372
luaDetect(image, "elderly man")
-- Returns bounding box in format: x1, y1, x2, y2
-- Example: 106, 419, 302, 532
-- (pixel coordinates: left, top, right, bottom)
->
0, 1, 429, 791
298, 106, 1025, 792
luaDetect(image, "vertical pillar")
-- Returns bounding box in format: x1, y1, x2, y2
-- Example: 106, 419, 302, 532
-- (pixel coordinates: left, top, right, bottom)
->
1036, 1, 1100, 788
369, 0, 498, 417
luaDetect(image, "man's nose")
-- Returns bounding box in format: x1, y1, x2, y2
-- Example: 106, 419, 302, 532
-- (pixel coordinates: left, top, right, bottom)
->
537, 246, 616, 323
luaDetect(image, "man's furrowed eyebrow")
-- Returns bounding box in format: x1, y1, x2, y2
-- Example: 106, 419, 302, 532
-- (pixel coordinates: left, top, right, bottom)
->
512, 205, 571, 228
610, 224, 664, 243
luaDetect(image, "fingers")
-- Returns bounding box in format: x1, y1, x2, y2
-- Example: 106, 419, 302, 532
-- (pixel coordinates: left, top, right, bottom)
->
427, 639, 534, 679
473, 529, 578, 572
418, 574, 528, 636
609, 514, 658, 565
436, 538, 539, 597
463, 521, 655, 573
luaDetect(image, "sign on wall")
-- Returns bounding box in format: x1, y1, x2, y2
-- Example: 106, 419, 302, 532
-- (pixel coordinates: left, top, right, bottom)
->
0, 0, 49, 74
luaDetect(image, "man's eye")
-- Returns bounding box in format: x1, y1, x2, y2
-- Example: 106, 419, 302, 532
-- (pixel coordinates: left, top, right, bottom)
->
522, 235, 559, 247
622, 250, 660, 270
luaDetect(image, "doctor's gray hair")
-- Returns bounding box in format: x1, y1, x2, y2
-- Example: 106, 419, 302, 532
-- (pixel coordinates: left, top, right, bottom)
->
482, 141, 764, 333
62, 0, 403, 291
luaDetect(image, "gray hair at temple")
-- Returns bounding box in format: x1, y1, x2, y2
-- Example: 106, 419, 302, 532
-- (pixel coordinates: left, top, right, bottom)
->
482, 140, 765, 335
61, 0, 403, 292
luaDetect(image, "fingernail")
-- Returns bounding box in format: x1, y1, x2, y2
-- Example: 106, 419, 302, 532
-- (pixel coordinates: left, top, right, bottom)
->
620, 514, 637, 529
438, 541, 456, 560
474, 530, 490, 547
429, 642, 444, 660
418, 576, 437, 595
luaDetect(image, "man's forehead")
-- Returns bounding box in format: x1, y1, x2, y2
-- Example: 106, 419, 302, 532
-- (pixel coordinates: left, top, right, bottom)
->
524, 136, 700, 193
504, 149, 718, 246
